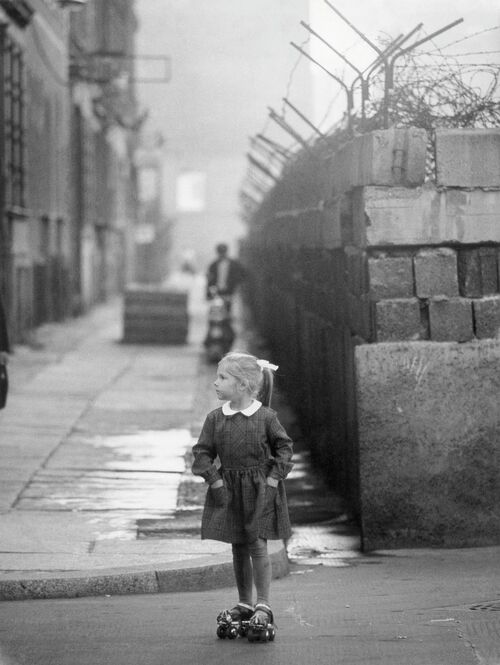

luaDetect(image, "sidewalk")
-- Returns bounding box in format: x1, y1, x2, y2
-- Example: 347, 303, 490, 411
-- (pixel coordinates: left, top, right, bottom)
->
0, 275, 291, 601
1, 278, 499, 662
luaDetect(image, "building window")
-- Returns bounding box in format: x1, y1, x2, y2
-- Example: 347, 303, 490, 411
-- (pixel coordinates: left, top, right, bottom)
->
0, 26, 26, 210
176, 171, 206, 213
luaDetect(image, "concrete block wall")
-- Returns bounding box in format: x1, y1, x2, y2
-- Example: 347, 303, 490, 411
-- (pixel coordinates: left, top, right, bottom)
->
243, 127, 500, 548
367, 246, 500, 343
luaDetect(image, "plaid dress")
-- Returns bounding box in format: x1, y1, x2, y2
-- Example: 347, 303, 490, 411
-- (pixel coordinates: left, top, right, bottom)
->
192, 403, 294, 543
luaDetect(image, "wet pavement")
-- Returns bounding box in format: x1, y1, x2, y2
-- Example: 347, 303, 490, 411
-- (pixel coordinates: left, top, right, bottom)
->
0, 274, 345, 597
0, 272, 461, 583
17, 429, 190, 513
1, 276, 500, 663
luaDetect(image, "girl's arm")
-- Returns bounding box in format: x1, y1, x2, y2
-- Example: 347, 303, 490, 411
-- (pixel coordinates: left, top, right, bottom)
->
267, 413, 294, 482
191, 413, 222, 485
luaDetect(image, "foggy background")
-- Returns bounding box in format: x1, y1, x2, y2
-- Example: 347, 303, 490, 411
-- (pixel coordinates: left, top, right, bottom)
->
134, 0, 499, 271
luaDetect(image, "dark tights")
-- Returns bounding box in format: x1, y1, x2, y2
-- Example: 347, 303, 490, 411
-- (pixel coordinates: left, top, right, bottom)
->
231, 538, 271, 606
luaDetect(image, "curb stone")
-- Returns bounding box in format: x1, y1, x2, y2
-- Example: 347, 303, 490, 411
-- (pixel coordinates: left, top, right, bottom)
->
0, 541, 289, 601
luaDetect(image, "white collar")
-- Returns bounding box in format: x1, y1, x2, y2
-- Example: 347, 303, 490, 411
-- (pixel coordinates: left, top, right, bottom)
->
222, 400, 262, 416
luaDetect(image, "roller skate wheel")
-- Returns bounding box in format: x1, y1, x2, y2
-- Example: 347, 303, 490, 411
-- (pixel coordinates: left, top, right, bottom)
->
216, 625, 226, 639
228, 626, 238, 639
269, 627, 276, 641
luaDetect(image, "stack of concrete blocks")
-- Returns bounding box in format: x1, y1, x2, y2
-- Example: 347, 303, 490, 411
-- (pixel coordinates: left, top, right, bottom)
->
350, 128, 500, 550
123, 285, 188, 345
242, 126, 500, 551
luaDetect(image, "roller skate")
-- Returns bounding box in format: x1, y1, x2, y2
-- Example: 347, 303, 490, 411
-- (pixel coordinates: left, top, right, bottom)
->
247, 603, 276, 642
216, 603, 254, 639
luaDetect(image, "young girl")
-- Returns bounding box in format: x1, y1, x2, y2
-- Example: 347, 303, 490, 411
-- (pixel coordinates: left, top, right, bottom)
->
192, 351, 294, 640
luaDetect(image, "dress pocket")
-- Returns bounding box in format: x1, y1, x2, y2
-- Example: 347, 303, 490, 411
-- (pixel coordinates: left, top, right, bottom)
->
264, 483, 277, 509
210, 485, 228, 508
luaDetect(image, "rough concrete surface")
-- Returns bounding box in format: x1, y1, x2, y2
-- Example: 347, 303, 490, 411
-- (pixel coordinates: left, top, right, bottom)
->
361, 186, 500, 246
355, 339, 500, 549
435, 128, 500, 188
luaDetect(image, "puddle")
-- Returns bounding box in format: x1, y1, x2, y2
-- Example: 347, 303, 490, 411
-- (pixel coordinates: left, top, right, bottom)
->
79, 429, 193, 473
287, 521, 363, 567
17, 429, 194, 539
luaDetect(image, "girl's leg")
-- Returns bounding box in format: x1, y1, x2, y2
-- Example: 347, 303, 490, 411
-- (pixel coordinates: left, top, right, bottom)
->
231, 543, 253, 605
248, 538, 271, 606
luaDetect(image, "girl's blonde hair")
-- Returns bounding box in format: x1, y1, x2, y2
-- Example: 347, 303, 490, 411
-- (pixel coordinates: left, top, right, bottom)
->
218, 351, 275, 407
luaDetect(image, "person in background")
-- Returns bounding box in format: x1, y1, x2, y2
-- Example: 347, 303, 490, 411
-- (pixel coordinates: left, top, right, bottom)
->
206, 243, 245, 302
0, 292, 9, 365
0, 292, 10, 409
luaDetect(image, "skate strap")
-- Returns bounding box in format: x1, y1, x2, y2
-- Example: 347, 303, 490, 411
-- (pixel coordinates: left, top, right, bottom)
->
236, 603, 254, 612
254, 603, 272, 615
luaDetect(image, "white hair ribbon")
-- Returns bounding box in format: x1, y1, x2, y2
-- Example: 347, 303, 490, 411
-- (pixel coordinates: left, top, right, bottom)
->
256, 359, 279, 372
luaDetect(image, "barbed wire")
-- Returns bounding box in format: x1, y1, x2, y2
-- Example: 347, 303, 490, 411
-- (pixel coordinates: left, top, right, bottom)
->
425, 50, 500, 57
281, 35, 310, 119
394, 62, 500, 68
244, 34, 313, 196
242, 11, 500, 212
423, 24, 500, 54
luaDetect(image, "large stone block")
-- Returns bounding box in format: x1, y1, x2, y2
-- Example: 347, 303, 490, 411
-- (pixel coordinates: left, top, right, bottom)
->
435, 128, 500, 187
359, 186, 500, 247
299, 208, 323, 248
473, 296, 500, 339
355, 340, 500, 550
345, 246, 368, 296
428, 297, 473, 342
374, 298, 424, 342
321, 198, 342, 249
498, 248, 500, 290
414, 248, 458, 298
458, 249, 482, 297
459, 248, 499, 297
368, 255, 414, 299
272, 212, 300, 247
479, 247, 499, 294
330, 128, 427, 194
350, 188, 365, 247
361, 127, 427, 187
331, 136, 360, 194
347, 293, 372, 341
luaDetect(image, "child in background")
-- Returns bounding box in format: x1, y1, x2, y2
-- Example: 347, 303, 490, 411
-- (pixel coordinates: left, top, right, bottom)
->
192, 351, 294, 640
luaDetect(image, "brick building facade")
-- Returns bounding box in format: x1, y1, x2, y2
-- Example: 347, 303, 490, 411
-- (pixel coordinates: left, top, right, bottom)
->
0, 0, 139, 342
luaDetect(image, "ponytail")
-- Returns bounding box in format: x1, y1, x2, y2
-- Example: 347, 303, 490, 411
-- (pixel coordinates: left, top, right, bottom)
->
258, 367, 274, 407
